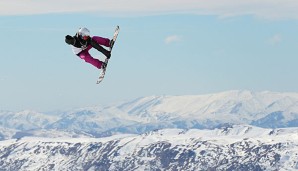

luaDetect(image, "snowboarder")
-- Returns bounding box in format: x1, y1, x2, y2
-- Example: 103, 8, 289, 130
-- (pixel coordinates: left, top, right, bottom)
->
65, 27, 113, 69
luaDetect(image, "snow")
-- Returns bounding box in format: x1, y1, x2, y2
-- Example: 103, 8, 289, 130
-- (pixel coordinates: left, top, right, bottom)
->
116, 90, 298, 123
1, 90, 298, 140
4, 91, 298, 170
1, 125, 298, 170
12, 133, 136, 144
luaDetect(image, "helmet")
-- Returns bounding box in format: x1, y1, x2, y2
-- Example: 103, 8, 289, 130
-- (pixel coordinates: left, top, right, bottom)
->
78, 27, 90, 40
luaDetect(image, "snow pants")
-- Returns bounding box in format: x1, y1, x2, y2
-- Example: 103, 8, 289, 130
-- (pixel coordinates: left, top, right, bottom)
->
77, 36, 110, 69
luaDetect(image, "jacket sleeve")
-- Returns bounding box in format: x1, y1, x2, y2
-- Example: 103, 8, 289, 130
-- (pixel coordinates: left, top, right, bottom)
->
90, 38, 111, 58
90, 38, 104, 52
65, 35, 75, 45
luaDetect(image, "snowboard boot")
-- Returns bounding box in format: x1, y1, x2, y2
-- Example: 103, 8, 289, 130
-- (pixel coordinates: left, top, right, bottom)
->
102, 49, 111, 59
106, 51, 111, 59
110, 39, 115, 51
101, 62, 107, 70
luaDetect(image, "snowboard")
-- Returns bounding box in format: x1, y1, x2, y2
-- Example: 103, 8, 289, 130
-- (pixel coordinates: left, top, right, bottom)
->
96, 26, 120, 84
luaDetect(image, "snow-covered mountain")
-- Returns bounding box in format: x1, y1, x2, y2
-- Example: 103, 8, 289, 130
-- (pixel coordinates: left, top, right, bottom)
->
1, 125, 298, 170
1, 90, 298, 170
0, 110, 58, 130
1, 90, 298, 139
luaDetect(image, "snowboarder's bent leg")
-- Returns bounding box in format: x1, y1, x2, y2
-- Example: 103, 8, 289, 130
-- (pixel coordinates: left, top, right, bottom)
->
92, 36, 110, 47
78, 51, 104, 69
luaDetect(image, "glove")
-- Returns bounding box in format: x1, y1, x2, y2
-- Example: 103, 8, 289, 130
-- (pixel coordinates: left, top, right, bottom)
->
65, 35, 75, 45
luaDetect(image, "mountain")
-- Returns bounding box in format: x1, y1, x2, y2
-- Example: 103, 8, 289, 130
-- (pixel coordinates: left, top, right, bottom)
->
1, 90, 298, 170
117, 90, 298, 122
1, 90, 298, 139
0, 110, 58, 130
0, 125, 298, 170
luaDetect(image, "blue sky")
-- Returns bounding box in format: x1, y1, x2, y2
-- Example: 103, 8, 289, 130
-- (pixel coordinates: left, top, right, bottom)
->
1, 0, 298, 111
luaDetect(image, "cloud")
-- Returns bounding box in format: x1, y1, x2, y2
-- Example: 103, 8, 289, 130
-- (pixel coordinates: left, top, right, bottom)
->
268, 34, 282, 45
165, 35, 182, 44
1, 0, 298, 20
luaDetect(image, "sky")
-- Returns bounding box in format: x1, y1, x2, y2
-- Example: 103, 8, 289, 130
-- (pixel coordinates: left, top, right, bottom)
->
1, 0, 298, 112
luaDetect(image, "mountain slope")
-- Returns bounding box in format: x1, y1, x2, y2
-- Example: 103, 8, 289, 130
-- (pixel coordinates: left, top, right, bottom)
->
0, 125, 298, 170
108, 90, 298, 132
117, 90, 298, 122
1, 90, 298, 139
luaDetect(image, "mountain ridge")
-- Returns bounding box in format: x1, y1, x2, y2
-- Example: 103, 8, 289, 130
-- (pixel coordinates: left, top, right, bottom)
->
1, 90, 298, 139
0, 125, 298, 170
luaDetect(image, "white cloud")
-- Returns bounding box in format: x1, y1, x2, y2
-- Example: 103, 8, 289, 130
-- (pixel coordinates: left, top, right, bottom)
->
1, 0, 298, 20
165, 35, 182, 44
268, 34, 282, 45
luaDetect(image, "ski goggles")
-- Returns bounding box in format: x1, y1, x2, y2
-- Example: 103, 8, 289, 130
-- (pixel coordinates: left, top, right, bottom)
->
82, 35, 89, 40
78, 33, 89, 41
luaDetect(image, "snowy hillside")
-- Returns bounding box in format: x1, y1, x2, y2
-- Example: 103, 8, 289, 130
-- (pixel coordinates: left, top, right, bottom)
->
117, 90, 298, 122
0, 110, 58, 130
1, 90, 298, 139
0, 125, 298, 170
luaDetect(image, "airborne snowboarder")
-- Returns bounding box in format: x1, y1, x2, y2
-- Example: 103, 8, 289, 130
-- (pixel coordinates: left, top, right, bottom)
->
65, 27, 114, 69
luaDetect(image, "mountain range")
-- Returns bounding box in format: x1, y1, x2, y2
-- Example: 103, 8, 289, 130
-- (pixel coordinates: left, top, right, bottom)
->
0, 125, 298, 170
1, 90, 298, 140
1, 90, 298, 170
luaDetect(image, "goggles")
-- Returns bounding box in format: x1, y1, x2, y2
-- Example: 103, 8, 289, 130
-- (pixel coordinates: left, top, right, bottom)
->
78, 33, 89, 40
82, 35, 89, 40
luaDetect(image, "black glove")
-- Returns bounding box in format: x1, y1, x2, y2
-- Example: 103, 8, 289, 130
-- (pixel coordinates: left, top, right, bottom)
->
65, 35, 75, 45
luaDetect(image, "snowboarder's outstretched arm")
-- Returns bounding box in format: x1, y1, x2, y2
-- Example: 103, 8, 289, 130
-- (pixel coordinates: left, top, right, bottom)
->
65, 35, 110, 58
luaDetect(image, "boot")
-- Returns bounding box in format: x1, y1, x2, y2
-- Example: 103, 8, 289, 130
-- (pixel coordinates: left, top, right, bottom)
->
101, 62, 107, 69
110, 39, 115, 50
